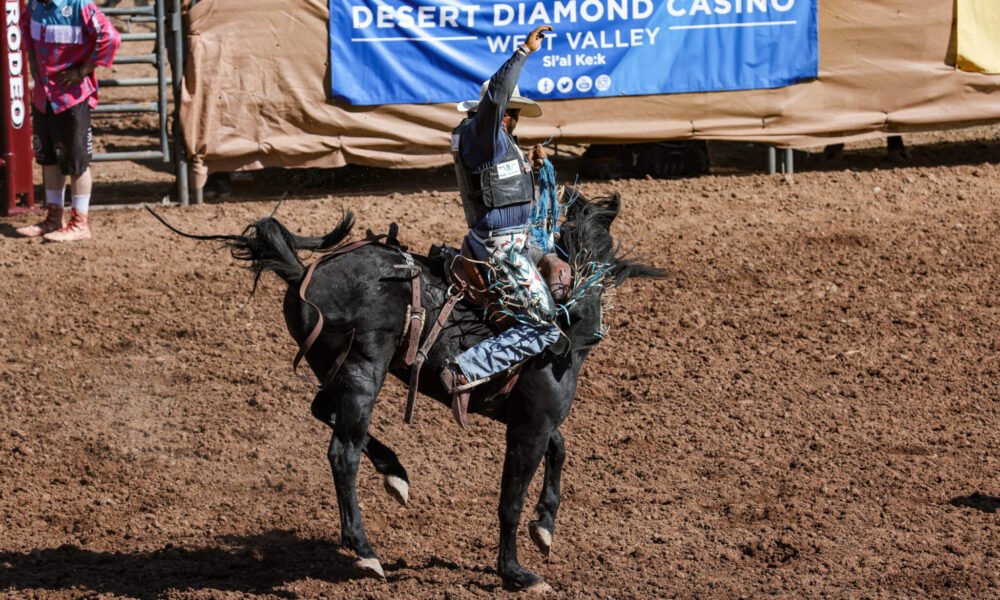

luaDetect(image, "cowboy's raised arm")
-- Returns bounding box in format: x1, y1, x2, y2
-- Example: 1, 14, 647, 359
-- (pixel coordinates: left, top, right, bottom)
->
468, 25, 552, 160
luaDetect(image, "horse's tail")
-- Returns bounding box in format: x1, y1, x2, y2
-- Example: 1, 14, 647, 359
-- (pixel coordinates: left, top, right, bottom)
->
147, 207, 355, 289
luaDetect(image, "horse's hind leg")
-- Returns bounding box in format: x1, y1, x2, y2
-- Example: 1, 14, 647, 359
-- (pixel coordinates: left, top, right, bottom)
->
529, 429, 565, 557
311, 389, 409, 506
324, 354, 390, 579
365, 435, 410, 506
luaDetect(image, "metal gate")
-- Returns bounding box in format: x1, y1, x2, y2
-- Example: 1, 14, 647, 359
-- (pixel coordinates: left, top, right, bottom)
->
97, 0, 189, 205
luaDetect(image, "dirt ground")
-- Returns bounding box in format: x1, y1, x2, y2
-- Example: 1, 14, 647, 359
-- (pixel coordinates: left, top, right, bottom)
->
5, 31, 1000, 592
2, 125, 999, 599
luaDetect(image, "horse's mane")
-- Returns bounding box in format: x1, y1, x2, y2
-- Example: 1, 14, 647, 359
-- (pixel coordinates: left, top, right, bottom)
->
551, 188, 664, 352
560, 188, 664, 285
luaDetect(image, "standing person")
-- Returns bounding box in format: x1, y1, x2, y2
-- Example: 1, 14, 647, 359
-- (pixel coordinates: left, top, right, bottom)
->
441, 25, 561, 427
16, 0, 121, 242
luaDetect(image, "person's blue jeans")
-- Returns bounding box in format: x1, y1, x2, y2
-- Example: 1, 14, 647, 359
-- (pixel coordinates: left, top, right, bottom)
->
456, 322, 561, 383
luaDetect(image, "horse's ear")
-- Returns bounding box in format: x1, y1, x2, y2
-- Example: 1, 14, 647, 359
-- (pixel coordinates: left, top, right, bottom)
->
606, 193, 621, 221
588, 192, 621, 225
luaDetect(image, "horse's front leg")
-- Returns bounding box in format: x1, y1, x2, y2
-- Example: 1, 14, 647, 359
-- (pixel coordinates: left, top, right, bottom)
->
326, 356, 388, 579
529, 429, 565, 557
497, 422, 552, 592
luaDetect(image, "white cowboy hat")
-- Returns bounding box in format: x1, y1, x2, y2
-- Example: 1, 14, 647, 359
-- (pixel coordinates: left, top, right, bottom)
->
456, 81, 542, 118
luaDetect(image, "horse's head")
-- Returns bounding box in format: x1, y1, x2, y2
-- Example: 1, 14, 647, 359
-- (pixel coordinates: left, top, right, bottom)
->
555, 188, 665, 350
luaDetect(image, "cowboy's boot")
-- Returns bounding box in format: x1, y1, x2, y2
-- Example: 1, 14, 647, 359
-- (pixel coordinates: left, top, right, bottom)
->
43, 209, 91, 243
15, 205, 64, 238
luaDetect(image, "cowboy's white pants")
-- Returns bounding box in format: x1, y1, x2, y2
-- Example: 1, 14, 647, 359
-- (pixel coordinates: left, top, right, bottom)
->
455, 227, 559, 382
469, 227, 555, 322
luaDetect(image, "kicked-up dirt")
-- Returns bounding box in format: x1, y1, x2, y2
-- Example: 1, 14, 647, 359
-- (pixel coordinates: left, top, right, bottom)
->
2, 127, 1000, 598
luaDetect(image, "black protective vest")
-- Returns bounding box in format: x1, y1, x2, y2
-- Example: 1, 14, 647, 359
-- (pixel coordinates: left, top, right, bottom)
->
452, 119, 536, 228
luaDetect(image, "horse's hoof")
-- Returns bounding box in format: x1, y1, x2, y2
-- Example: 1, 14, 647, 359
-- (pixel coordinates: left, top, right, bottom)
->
528, 522, 552, 557
525, 581, 553, 594
354, 557, 386, 580
384, 474, 409, 506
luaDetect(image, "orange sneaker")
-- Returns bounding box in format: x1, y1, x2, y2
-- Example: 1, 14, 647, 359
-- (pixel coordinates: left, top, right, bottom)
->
43, 209, 91, 242
15, 205, 64, 238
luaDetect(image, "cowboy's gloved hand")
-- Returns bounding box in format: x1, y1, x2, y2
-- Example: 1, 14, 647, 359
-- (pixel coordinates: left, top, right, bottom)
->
524, 25, 553, 54
530, 144, 547, 171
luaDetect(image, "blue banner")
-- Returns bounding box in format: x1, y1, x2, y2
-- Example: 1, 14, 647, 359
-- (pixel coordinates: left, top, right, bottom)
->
329, 0, 818, 106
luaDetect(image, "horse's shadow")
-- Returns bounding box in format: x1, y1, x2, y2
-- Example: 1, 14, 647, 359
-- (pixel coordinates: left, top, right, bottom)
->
950, 493, 1000, 514
0, 530, 395, 598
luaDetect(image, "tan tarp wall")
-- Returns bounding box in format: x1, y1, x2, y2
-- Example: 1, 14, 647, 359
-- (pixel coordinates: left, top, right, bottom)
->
180, 0, 1000, 183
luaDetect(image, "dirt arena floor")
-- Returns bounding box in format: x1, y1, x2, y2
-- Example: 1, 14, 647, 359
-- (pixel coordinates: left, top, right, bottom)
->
3, 120, 1000, 598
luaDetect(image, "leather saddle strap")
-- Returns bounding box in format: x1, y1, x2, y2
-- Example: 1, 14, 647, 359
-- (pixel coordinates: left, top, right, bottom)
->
292, 239, 372, 373
393, 263, 425, 366
405, 290, 465, 424
292, 259, 323, 372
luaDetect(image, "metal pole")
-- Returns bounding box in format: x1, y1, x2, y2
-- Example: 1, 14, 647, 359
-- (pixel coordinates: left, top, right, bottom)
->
155, 0, 169, 162
171, 0, 190, 206
784, 148, 794, 175
767, 146, 776, 175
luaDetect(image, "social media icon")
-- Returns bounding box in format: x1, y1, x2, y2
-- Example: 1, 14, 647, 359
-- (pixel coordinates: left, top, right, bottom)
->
556, 77, 573, 93
595, 75, 612, 91
576, 76, 593, 92
537, 78, 555, 94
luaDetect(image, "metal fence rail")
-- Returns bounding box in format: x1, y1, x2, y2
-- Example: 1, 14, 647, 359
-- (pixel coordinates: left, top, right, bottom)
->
121, 32, 156, 42
100, 77, 159, 87
94, 102, 158, 113
93, 150, 165, 162
114, 53, 158, 65
92, 0, 187, 203
102, 6, 155, 16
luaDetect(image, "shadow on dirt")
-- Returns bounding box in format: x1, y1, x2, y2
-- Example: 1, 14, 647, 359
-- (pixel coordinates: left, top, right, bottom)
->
0, 530, 378, 598
0, 223, 24, 238
949, 493, 1000, 514
95, 181, 176, 206
710, 137, 1000, 175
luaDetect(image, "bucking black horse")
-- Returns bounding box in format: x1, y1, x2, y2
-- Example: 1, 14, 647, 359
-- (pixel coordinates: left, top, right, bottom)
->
150, 191, 662, 592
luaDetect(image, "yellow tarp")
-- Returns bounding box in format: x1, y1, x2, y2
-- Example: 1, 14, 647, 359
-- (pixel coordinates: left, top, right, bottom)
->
957, 0, 1000, 74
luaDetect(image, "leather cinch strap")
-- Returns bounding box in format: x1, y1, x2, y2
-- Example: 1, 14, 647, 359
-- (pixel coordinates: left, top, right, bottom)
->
404, 290, 464, 424
393, 261, 425, 367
